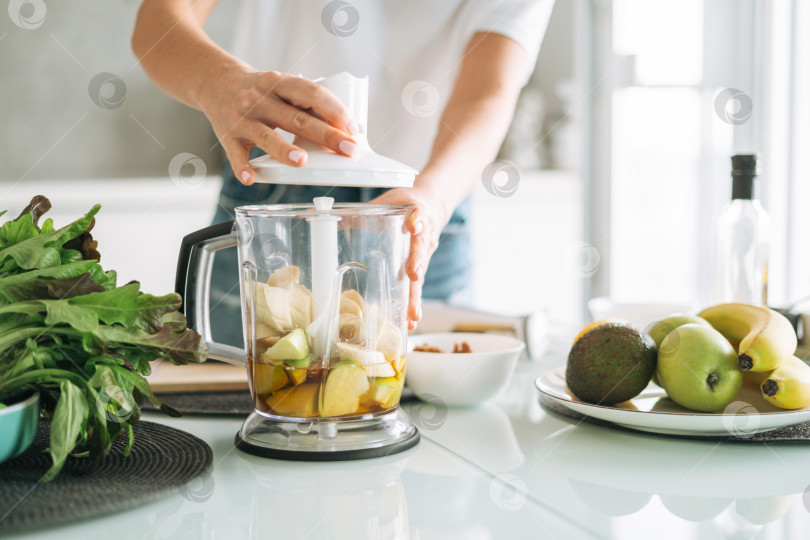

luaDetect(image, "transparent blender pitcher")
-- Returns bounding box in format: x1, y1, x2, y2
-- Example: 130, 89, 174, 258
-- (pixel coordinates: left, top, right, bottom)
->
176, 200, 420, 459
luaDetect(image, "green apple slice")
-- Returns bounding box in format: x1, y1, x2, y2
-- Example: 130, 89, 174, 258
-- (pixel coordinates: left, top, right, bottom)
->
266, 384, 318, 417
262, 328, 310, 363
253, 363, 288, 394
321, 360, 370, 416
285, 366, 307, 386
363, 376, 404, 409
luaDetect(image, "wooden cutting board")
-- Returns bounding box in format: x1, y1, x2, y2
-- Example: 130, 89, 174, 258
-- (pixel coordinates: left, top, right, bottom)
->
145, 360, 249, 393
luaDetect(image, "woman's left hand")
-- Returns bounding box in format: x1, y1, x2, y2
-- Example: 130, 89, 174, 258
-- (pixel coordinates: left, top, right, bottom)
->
370, 185, 451, 330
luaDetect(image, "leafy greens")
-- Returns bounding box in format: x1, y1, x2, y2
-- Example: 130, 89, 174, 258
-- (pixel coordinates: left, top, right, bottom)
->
0, 196, 208, 481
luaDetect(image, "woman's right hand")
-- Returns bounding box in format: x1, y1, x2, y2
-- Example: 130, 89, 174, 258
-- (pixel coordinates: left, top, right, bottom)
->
196, 69, 359, 185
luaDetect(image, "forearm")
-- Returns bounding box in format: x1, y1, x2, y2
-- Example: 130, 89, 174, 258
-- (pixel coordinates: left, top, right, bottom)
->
132, 0, 247, 111
417, 32, 526, 221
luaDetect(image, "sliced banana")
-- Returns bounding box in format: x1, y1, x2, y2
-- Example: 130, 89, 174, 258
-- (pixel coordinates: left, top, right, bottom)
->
376, 320, 404, 363
335, 341, 395, 378
255, 282, 294, 333
340, 296, 363, 318
341, 289, 365, 312
339, 312, 365, 343
255, 322, 279, 339
267, 265, 300, 289
289, 283, 313, 328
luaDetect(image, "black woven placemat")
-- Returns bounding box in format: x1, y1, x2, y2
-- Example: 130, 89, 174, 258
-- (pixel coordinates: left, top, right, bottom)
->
145, 391, 254, 416
0, 420, 213, 534
539, 394, 810, 443
143, 386, 417, 416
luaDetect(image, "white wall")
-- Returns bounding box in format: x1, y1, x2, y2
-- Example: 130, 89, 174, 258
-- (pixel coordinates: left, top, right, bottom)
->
1, 178, 221, 297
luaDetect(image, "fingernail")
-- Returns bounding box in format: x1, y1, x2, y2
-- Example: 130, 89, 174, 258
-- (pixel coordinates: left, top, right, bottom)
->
240, 170, 251, 183
416, 305, 423, 321
288, 150, 305, 164
413, 220, 423, 235
414, 264, 424, 279
347, 119, 359, 135
339, 140, 358, 156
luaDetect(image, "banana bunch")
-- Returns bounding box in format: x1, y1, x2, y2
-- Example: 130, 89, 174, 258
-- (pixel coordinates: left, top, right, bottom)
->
699, 303, 809, 409
747, 356, 810, 409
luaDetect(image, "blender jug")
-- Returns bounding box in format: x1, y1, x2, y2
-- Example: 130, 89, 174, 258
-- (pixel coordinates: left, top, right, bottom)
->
176, 200, 420, 459
176, 72, 421, 459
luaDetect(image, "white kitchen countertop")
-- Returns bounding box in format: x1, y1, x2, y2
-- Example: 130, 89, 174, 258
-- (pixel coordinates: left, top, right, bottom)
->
4, 179, 809, 539
7, 331, 810, 540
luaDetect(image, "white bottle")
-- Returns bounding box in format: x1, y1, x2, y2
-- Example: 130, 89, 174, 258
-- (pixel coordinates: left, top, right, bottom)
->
713, 154, 770, 305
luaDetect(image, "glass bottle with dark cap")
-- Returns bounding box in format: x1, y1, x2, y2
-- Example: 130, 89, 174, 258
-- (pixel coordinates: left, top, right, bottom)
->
713, 154, 770, 305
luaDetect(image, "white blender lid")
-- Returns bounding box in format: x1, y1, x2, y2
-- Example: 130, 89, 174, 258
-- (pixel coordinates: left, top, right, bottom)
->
250, 73, 417, 189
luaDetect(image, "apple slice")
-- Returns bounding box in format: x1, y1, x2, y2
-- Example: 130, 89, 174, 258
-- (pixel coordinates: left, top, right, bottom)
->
267, 265, 300, 288
321, 360, 370, 416
262, 328, 310, 363
362, 376, 404, 409
266, 384, 319, 417
285, 366, 308, 386
253, 364, 288, 394
335, 341, 395, 378
255, 336, 280, 357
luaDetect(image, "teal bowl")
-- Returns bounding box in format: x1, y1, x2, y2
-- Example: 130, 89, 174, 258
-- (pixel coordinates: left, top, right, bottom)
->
0, 393, 40, 464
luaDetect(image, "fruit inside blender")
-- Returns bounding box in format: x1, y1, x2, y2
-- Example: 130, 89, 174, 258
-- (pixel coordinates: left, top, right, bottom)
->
248, 265, 406, 419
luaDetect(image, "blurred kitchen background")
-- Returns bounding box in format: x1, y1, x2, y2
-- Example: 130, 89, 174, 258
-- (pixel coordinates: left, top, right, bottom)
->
1, 0, 808, 326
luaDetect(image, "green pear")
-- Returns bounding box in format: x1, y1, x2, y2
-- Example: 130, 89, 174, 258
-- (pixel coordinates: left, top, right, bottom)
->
656, 324, 742, 412
647, 314, 712, 348
647, 315, 712, 387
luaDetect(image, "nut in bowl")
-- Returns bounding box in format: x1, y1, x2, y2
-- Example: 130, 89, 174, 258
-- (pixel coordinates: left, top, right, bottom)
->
406, 333, 524, 406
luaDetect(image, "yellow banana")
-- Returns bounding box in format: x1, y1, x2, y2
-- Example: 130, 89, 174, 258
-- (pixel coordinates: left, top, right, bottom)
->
760, 356, 810, 409
698, 303, 797, 372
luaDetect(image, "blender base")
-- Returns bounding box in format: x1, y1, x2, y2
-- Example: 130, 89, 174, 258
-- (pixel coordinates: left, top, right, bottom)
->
234, 408, 420, 461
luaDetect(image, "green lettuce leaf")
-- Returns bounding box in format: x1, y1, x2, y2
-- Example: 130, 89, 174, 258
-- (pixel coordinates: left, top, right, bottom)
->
43, 380, 89, 482
0, 204, 100, 275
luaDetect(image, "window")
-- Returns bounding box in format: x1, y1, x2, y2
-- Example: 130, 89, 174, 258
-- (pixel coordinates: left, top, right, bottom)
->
588, 0, 808, 309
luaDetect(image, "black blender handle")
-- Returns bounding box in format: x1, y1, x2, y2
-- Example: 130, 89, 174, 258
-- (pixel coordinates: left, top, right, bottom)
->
175, 220, 235, 333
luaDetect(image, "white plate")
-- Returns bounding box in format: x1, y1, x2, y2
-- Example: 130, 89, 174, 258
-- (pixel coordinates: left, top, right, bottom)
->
535, 368, 810, 437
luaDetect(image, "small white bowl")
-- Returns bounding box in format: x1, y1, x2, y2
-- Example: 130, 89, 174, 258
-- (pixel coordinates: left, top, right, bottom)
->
405, 333, 524, 407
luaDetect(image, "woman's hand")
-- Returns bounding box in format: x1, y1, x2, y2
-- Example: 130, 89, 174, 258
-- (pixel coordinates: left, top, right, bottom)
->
196, 69, 359, 185
371, 184, 452, 330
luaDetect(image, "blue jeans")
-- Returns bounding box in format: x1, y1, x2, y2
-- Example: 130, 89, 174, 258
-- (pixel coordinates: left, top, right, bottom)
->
209, 152, 473, 347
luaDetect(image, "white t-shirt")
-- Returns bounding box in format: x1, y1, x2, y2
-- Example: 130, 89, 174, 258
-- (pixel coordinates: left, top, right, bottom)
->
232, 0, 554, 171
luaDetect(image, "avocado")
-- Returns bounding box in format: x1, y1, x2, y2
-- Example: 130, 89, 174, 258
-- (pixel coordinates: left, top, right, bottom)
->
565, 323, 656, 405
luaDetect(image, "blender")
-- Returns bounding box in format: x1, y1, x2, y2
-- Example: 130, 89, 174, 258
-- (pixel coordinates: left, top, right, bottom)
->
176, 73, 421, 460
